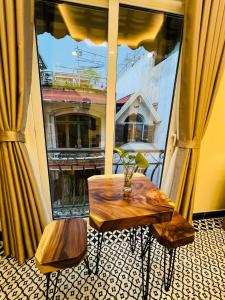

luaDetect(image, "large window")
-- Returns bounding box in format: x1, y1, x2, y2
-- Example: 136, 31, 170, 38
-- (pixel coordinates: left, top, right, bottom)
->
113, 5, 183, 186
34, 0, 183, 219
35, 0, 108, 218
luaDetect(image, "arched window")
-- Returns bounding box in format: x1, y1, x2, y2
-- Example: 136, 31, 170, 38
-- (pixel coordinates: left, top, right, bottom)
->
115, 113, 155, 145
124, 113, 145, 142
55, 114, 100, 148
125, 113, 145, 123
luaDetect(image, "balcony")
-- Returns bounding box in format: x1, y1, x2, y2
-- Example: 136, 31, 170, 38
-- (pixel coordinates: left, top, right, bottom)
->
40, 69, 107, 93
47, 148, 164, 219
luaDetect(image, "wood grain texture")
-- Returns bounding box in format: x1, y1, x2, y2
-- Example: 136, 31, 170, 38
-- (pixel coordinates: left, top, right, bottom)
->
152, 211, 195, 249
35, 218, 87, 270
35, 255, 88, 274
88, 174, 174, 232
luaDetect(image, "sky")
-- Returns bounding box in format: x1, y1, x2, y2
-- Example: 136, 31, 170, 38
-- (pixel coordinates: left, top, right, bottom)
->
37, 33, 146, 80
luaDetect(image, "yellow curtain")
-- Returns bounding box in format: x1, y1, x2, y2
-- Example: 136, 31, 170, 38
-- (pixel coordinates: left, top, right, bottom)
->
0, 0, 46, 263
169, 0, 225, 222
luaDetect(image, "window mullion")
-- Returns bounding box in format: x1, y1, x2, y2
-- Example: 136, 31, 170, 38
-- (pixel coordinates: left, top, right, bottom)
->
104, 0, 119, 174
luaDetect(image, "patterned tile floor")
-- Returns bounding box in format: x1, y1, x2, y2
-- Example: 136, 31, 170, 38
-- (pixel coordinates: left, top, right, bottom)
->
0, 218, 224, 300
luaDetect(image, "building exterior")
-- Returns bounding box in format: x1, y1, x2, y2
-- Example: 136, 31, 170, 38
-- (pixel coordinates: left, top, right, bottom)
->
39, 46, 179, 217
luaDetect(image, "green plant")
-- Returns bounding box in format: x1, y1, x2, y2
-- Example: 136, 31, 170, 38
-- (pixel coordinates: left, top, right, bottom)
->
114, 147, 149, 171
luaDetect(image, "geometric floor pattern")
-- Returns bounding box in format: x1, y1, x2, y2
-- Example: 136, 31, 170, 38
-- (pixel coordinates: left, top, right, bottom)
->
0, 218, 224, 300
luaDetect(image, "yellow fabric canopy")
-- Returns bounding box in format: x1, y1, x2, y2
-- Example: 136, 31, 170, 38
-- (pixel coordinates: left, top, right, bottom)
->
35, 1, 182, 59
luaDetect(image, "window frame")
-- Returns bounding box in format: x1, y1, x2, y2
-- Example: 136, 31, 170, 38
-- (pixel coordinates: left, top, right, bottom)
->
28, 0, 184, 218
55, 114, 100, 148
123, 113, 145, 143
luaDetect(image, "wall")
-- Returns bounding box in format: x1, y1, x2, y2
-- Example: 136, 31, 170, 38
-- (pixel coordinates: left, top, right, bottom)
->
116, 54, 152, 100
194, 68, 225, 213
153, 50, 179, 149
116, 49, 179, 150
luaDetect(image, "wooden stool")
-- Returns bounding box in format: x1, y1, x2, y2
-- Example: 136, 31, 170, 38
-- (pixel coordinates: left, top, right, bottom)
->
151, 211, 195, 291
35, 218, 90, 299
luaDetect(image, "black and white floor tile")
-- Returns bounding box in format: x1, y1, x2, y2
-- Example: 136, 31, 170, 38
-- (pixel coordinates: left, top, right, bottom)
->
0, 218, 224, 300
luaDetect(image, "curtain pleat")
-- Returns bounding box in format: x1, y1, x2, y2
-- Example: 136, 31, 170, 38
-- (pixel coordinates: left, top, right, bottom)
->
167, 0, 225, 222
0, 0, 46, 263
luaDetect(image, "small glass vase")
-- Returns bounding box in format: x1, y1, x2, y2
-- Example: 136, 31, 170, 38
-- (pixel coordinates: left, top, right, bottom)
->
123, 165, 135, 192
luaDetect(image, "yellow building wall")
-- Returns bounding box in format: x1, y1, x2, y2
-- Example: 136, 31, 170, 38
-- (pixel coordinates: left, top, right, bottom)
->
194, 68, 225, 212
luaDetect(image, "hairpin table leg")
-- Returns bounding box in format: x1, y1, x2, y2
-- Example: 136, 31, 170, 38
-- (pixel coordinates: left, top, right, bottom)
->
163, 248, 176, 291
141, 226, 153, 300
95, 232, 104, 275
45, 273, 50, 300
129, 227, 137, 253
52, 270, 60, 299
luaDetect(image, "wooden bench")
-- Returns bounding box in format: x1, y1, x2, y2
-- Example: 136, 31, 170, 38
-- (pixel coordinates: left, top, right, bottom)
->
151, 211, 195, 291
35, 218, 90, 300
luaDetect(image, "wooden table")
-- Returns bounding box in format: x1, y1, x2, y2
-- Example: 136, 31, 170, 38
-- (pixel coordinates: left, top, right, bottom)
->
89, 174, 174, 231
88, 173, 174, 299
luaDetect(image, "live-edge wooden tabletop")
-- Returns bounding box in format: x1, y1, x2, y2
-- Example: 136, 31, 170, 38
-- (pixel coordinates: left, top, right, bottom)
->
88, 174, 174, 232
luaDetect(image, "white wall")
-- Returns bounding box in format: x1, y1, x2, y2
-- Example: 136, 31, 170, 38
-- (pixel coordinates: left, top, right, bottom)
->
116, 48, 179, 150
116, 54, 153, 100
153, 50, 179, 149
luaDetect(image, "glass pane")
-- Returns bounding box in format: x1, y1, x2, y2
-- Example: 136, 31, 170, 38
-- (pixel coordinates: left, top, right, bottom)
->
80, 124, 89, 148
68, 124, 78, 148
67, 115, 77, 122
56, 115, 67, 122
56, 124, 67, 148
35, 0, 108, 218
114, 5, 183, 187
134, 124, 143, 141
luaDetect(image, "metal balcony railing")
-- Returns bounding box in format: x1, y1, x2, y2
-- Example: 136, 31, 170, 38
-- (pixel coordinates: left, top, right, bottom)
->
113, 149, 164, 184
40, 70, 107, 90
47, 148, 164, 219
47, 149, 104, 219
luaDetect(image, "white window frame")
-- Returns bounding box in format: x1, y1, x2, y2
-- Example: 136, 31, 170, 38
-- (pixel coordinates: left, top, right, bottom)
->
27, 0, 184, 217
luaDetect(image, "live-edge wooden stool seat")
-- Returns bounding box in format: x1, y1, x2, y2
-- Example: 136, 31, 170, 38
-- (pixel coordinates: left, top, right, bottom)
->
152, 211, 195, 249
151, 210, 195, 291
35, 218, 89, 299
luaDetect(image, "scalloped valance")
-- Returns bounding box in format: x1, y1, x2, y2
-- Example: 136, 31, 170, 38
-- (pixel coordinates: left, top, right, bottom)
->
35, 0, 182, 58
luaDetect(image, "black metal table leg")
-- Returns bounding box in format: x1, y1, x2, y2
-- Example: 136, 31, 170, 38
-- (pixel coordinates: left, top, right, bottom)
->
52, 270, 60, 299
84, 256, 92, 275
129, 227, 137, 253
140, 226, 145, 297
95, 231, 104, 274
164, 248, 176, 291
140, 226, 153, 300
141, 229, 152, 258
144, 231, 152, 300
85, 230, 92, 275
45, 271, 60, 300
45, 273, 50, 300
